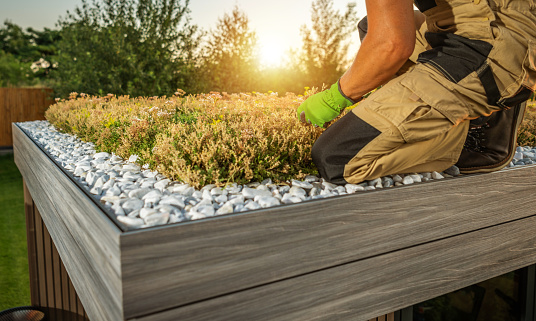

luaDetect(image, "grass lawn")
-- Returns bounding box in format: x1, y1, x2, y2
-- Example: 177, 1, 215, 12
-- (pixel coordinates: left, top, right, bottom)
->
0, 152, 30, 310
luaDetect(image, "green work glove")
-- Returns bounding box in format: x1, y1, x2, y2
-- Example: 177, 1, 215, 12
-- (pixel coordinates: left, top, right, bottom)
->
297, 80, 357, 127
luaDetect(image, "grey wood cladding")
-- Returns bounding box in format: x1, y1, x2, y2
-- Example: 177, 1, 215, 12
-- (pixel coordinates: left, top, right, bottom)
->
13, 124, 123, 321
13, 122, 536, 321
24, 187, 89, 321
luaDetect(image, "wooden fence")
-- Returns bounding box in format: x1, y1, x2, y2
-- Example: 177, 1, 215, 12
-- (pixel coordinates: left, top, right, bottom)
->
0, 88, 54, 147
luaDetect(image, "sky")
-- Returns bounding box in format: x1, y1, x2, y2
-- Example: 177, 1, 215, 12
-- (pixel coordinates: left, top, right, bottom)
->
0, 0, 367, 66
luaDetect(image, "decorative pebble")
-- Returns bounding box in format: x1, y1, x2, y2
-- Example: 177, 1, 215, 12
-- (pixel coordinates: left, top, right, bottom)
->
257, 196, 281, 208
154, 179, 171, 191
291, 179, 313, 190
117, 215, 144, 229
368, 178, 382, 188
382, 177, 394, 188
304, 175, 320, 183
281, 194, 303, 204
431, 171, 444, 180
245, 202, 262, 210
214, 194, 228, 204
346, 184, 365, 193
216, 203, 234, 215
514, 152, 524, 160
139, 208, 158, 219
322, 181, 338, 191
122, 199, 144, 213
144, 212, 169, 227
128, 188, 152, 199
242, 187, 272, 199
310, 187, 322, 196
289, 186, 307, 199
402, 176, 414, 185
444, 165, 460, 177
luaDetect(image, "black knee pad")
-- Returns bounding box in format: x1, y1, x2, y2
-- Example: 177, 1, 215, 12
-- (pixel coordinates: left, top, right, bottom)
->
312, 112, 380, 185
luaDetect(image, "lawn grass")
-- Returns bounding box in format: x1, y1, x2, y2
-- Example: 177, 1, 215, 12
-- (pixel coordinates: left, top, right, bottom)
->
0, 152, 30, 310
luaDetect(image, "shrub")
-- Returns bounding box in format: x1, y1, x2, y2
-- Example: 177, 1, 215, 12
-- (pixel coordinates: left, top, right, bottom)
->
45, 91, 322, 188
518, 102, 536, 147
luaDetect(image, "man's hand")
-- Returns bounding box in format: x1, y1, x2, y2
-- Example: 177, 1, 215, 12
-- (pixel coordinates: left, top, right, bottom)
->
297, 81, 357, 127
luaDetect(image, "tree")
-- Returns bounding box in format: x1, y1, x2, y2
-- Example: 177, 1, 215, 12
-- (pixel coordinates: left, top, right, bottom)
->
299, 0, 358, 89
53, 0, 203, 97
0, 21, 60, 86
201, 6, 259, 93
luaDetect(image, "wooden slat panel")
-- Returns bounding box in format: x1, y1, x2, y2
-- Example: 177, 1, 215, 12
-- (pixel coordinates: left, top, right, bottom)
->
1, 88, 53, 147
33, 201, 47, 308
33, 203, 89, 320
42, 222, 57, 320
69, 277, 78, 320
14, 124, 122, 321
24, 181, 40, 305
52, 241, 64, 320
136, 214, 536, 321
121, 163, 536, 318
60, 261, 71, 320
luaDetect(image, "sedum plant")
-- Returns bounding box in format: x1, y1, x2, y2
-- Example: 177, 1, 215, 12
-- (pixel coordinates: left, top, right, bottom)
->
45, 91, 323, 188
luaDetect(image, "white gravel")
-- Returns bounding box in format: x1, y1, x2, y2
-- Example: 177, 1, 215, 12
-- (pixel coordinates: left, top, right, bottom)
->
17, 120, 535, 229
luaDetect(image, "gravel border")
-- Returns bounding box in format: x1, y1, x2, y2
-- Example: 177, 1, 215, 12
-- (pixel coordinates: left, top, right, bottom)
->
17, 120, 533, 230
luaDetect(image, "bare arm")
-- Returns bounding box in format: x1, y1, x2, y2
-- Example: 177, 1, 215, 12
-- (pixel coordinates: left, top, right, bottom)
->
339, 0, 416, 100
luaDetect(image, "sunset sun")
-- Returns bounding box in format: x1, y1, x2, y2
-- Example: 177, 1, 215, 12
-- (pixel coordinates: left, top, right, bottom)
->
259, 40, 285, 68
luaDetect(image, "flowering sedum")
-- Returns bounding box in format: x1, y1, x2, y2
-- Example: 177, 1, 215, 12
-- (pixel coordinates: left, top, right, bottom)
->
46, 91, 323, 188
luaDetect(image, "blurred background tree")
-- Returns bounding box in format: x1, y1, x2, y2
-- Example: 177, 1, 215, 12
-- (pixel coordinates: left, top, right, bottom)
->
200, 6, 259, 93
0, 21, 60, 87
298, 0, 358, 89
52, 0, 203, 97
0, 0, 361, 97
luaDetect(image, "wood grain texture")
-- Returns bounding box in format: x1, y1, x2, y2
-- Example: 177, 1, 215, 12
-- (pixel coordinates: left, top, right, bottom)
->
14, 124, 123, 321
0, 88, 53, 147
121, 162, 536, 318
135, 214, 536, 321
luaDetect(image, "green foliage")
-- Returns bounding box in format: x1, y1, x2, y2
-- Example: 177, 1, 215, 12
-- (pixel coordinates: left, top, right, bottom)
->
46, 92, 322, 188
518, 103, 536, 147
0, 21, 60, 86
201, 6, 259, 93
52, 0, 203, 97
0, 51, 32, 87
299, 0, 358, 88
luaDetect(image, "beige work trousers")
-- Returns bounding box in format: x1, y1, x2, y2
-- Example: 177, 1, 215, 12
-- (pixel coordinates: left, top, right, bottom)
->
312, 0, 536, 184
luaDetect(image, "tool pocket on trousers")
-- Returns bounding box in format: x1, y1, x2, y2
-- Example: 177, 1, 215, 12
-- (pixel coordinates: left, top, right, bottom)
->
398, 102, 456, 144
494, 40, 536, 109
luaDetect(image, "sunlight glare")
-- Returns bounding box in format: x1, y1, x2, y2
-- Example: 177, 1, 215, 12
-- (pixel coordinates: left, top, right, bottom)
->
260, 40, 285, 68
